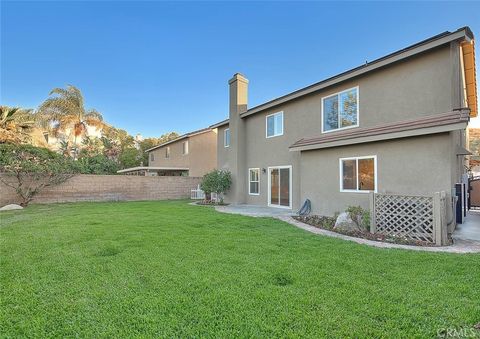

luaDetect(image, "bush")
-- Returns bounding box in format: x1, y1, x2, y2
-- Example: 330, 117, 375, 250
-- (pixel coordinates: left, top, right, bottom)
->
200, 170, 232, 202
0, 143, 58, 163
118, 147, 140, 169
77, 155, 120, 174
0, 144, 78, 206
346, 205, 371, 231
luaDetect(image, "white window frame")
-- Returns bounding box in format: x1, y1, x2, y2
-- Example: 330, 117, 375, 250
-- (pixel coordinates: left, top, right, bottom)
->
267, 165, 292, 209
266, 111, 284, 138
321, 86, 360, 134
165, 146, 170, 159
183, 140, 189, 155
224, 128, 230, 148
248, 168, 260, 195
339, 155, 377, 193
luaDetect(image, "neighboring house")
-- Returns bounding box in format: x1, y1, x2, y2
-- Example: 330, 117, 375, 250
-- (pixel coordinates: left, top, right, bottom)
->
118, 128, 218, 177
212, 27, 477, 219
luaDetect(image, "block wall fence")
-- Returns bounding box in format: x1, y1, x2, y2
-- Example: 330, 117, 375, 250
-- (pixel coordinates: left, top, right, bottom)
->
0, 174, 202, 206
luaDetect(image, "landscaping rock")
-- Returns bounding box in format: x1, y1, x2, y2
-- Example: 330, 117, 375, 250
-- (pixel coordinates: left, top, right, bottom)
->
334, 212, 362, 232
0, 204, 23, 211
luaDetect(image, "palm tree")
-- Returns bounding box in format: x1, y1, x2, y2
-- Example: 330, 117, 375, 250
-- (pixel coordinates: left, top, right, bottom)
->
38, 85, 104, 158
0, 106, 36, 144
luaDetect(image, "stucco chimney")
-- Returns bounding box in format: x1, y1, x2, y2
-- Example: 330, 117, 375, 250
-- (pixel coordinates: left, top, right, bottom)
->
227, 73, 249, 204
229, 73, 249, 115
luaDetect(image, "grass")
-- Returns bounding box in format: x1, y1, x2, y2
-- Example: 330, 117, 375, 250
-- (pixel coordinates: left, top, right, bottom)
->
1, 200, 479, 337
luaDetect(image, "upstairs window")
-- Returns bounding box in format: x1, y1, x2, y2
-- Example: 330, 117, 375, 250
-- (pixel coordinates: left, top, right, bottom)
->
266, 112, 283, 138
183, 141, 189, 155
322, 87, 359, 133
340, 156, 376, 193
249, 168, 260, 195
165, 146, 170, 159
150, 153, 155, 162
224, 128, 230, 147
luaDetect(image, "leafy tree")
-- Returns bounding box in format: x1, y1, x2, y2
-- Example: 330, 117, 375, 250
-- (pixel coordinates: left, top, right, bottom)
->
76, 155, 120, 175
0, 144, 77, 206
102, 126, 135, 151
118, 147, 140, 169
38, 85, 104, 159
200, 169, 232, 203
80, 136, 103, 158
138, 138, 158, 165
101, 126, 136, 164
138, 132, 179, 165
100, 136, 120, 160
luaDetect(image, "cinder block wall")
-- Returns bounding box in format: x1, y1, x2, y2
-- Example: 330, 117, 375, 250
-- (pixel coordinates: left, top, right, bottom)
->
0, 174, 202, 206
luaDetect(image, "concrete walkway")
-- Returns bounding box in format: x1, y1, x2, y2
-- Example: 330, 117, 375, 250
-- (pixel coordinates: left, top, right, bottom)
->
215, 204, 295, 217
453, 210, 480, 242
212, 204, 480, 254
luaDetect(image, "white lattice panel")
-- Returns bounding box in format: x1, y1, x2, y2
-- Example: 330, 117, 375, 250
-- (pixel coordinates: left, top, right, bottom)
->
374, 194, 434, 243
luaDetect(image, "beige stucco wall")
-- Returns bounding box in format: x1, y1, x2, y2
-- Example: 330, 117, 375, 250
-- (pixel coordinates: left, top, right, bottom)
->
300, 133, 454, 216
149, 130, 217, 177
218, 44, 465, 211
217, 125, 230, 172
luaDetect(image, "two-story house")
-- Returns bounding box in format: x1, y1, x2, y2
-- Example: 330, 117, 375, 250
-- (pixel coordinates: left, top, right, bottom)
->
213, 27, 477, 220
118, 127, 218, 177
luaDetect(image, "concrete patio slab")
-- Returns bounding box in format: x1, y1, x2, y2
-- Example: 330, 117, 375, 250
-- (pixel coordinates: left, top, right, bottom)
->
453, 210, 480, 242
215, 204, 295, 217
210, 203, 480, 254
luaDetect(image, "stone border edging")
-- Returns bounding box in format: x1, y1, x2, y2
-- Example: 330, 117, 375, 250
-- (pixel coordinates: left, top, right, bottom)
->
276, 216, 480, 254
209, 205, 480, 254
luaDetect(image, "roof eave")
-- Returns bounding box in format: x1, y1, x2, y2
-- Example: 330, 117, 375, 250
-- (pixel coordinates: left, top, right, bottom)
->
145, 128, 212, 152
145, 135, 189, 152
117, 166, 190, 173
290, 122, 468, 152
210, 119, 229, 129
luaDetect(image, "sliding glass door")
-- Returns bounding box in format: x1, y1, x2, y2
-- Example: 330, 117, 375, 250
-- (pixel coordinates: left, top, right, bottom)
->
268, 166, 291, 208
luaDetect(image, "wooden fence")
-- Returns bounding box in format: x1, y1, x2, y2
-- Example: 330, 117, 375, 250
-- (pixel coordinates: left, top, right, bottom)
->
370, 191, 448, 245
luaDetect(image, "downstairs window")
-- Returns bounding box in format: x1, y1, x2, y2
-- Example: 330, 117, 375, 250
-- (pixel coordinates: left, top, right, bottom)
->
340, 156, 376, 192
249, 168, 260, 195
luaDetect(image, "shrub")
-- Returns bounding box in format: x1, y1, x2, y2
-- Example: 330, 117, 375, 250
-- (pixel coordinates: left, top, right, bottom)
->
118, 147, 140, 169
77, 155, 120, 174
346, 205, 371, 231
0, 144, 78, 206
200, 170, 232, 202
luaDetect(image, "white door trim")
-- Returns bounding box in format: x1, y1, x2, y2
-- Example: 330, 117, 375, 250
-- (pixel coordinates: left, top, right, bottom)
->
267, 165, 292, 209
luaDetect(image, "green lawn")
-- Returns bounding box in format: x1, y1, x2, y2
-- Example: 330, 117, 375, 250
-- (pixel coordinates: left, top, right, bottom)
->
1, 201, 479, 337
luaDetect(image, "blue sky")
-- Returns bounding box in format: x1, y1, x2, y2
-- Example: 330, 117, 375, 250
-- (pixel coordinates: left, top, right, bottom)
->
2, 1, 479, 137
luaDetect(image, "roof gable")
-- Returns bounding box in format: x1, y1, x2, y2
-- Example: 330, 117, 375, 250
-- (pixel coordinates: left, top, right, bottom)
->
241, 27, 473, 118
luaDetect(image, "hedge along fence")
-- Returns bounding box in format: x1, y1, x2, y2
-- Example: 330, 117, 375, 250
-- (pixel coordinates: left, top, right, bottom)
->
0, 174, 202, 206
370, 191, 449, 246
